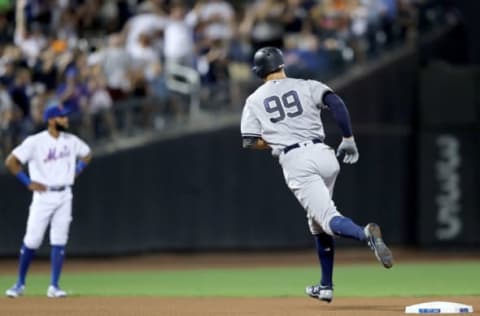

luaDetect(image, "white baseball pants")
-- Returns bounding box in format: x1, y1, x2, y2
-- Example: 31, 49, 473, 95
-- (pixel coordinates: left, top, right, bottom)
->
23, 190, 73, 249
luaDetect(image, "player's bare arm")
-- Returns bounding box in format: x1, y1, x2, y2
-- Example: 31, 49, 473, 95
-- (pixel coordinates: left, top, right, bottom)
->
242, 137, 270, 150
5, 154, 47, 192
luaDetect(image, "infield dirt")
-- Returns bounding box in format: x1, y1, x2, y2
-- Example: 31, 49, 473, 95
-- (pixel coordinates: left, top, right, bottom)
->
1, 248, 479, 316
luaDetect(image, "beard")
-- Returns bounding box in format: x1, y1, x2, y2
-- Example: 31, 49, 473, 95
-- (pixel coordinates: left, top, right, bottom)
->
55, 122, 68, 132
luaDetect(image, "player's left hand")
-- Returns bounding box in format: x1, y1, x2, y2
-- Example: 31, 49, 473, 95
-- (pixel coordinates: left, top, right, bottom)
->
336, 137, 359, 164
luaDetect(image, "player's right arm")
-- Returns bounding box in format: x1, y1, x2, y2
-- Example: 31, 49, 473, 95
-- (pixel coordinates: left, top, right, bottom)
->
242, 137, 270, 150
5, 154, 46, 192
6, 136, 47, 191
240, 100, 269, 150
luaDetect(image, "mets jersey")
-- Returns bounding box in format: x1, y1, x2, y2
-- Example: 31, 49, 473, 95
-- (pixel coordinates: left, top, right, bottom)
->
12, 131, 91, 187
240, 78, 332, 155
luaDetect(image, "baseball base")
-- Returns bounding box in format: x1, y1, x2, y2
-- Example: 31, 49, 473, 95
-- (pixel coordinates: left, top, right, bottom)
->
405, 301, 473, 314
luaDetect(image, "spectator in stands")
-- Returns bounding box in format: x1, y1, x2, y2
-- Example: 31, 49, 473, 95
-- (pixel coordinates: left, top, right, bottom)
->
56, 50, 89, 114
240, 0, 286, 53
0, 52, 18, 87
28, 88, 48, 134
123, 3, 167, 60
125, 10, 165, 128
309, 0, 350, 45
0, 13, 13, 46
130, 32, 160, 71
127, 31, 161, 123
85, 72, 118, 140
14, 0, 48, 66
32, 47, 58, 93
164, 1, 195, 67
197, 38, 231, 108
348, 0, 371, 63
23, 0, 52, 26
75, 0, 102, 34
95, 33, 133, 102
186, 0, 235, 109
55, 6, 79, 44
380, 0, 398, 47
397, 0, 418, 42
186, 0, 235, 43
283, 33, 333, 78
9, 68, 32, 126
55, 66, 89, 136
0, 81, 15, 159
282, 0, 310, 35
136, 0, 169, 15
0, 0, 451, 162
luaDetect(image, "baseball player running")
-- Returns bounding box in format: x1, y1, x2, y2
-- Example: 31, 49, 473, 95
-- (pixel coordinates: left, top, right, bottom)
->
5, 105, 91, 298
240, 47, 394, 303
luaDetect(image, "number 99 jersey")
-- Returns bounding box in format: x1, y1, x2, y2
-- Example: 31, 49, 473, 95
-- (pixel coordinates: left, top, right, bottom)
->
240, 78, 332, 156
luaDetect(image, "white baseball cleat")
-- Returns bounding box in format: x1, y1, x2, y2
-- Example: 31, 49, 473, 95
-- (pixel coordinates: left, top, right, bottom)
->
5, 284, 25, 298
47, 285, 67, 298
305, 284, 333, 303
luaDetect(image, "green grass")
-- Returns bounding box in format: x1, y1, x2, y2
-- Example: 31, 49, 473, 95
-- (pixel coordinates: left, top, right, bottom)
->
1, 261, 479, 297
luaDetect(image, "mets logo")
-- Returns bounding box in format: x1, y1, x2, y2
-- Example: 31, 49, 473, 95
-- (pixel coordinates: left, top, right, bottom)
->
44, 146, 71, 163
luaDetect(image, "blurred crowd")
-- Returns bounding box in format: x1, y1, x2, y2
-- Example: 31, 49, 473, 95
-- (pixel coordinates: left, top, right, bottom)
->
0, 0, 454, 160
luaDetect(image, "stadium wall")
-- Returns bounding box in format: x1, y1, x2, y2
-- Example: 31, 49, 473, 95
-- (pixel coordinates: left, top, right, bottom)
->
1, 23, 478, 255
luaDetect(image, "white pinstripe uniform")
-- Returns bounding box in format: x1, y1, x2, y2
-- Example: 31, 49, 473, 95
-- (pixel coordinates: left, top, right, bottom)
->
241, 78, 343, 236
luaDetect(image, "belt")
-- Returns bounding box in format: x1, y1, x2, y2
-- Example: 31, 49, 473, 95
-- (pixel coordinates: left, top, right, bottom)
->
283, 138, 323, 154
48, 186, 69, 192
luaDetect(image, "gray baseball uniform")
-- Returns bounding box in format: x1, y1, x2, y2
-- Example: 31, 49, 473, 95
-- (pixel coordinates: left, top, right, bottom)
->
240, 78, 343, 235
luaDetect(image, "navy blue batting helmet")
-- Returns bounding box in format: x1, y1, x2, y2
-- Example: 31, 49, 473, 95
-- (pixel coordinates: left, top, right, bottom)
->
252, 47, 284, 78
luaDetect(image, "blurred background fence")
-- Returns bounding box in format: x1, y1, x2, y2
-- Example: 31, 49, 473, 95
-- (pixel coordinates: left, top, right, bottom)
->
0, 0, 479, 256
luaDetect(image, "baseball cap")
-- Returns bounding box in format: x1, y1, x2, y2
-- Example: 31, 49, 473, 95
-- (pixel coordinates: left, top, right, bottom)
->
43, 106, 70, 122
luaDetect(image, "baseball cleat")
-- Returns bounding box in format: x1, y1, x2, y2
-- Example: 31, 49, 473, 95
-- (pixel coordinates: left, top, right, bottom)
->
5, 284, 25, 298
47, 285, 67, 298
305, 284, 333, 303
364, 223, 394, 269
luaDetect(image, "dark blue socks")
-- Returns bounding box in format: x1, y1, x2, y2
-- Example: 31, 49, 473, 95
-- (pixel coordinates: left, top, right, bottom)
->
329, 216, 366, 241
17, 244, 35, 286
314, 234, 335, 287
51, 245, 65, 287
315, 216, 366, 287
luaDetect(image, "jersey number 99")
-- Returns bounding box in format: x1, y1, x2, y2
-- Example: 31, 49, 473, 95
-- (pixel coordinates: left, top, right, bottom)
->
263, 90, 303, 123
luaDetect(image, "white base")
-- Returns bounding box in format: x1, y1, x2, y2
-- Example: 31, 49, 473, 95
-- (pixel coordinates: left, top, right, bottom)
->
405, 301, 473, 314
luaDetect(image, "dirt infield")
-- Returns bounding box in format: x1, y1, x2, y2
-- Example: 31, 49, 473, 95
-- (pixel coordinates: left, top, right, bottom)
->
2, 297, 479, 316
1, 248, 479, 316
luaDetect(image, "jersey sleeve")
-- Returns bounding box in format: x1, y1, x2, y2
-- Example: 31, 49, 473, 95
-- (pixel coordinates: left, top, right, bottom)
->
11, 136, 35, 164
240, 102, 262, 138
74, 136, 91, 158
308, 80, 333, 109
